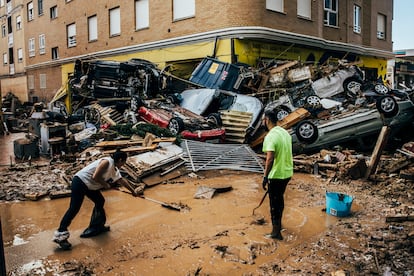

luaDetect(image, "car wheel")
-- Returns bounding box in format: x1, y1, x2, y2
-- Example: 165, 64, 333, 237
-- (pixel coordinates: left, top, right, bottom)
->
343, 77, 363, 95
168, 117, 184, 135
376, 95, 399, 118
207, 113, 222, 127
84, 107, 101, 126
295, 120, 318, 144
305, 95, 321, 108
374, 84, 389, 95
275, 106, 291, 121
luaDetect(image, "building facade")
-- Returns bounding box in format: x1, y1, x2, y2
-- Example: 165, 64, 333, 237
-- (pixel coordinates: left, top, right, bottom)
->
0, 0, 394, 103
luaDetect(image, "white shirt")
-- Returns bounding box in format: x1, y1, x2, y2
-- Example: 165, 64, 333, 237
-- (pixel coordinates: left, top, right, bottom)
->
75, 157, 122, 190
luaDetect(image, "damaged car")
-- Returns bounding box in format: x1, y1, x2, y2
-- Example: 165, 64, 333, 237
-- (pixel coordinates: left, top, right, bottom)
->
291, 96, 414, 153
178, 88, 264, 140
127, 96, 226, 142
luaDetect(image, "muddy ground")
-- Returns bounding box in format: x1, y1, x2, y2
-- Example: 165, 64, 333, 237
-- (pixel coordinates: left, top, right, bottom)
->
1, 134, 413, 275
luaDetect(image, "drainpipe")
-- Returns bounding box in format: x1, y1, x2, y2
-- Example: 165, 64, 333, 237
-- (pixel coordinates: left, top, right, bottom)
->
212, 36, 218, 58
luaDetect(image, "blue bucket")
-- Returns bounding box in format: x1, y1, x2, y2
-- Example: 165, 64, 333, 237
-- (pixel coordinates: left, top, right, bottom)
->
326, 192, 353, 217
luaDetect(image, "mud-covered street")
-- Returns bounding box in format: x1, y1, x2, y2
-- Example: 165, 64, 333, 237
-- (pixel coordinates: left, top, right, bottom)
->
1, 133, 413, 276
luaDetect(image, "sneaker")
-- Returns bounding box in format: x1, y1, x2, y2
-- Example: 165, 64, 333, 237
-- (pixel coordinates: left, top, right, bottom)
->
52, 230, 70, 243
264, 232, 283, 240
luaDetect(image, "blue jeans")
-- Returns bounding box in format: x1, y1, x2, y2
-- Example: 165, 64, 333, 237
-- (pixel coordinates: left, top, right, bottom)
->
58, 176, 105, 231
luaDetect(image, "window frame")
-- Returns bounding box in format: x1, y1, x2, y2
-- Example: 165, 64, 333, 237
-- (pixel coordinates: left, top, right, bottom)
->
39, 73, 46, 89
266, 0, 284, 13
109, 7, 121, 37
67, 23, 76, 47
28, 38, 35, 57
173, 0, 195, 21
135, 0, 149, 30
51, 47, 59, 60
88, 15, 98, 41
39, 34, 46, 54
17, 48, 23, 63
38, 0, 43, 16
1, 24, 5, 37
353, 5, 361, 33
377, 13, 386, 40
27, 2, 34, 21
16, 15, 22, 30
3, 53, 7, 65
324, 0, 338, 27
297, 0, 311, 19
50, 5, 58, 19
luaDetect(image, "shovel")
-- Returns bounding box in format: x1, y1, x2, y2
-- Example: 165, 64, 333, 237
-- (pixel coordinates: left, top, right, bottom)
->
139, 195, 182, 212
252, 190, 268, 216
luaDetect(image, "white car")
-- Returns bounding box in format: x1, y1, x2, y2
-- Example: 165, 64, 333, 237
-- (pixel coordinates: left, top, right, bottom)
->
179, 88, 264, 138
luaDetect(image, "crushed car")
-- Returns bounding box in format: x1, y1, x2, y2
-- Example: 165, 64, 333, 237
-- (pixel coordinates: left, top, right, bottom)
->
127, 96, 226, 142
290, 96, 414, 153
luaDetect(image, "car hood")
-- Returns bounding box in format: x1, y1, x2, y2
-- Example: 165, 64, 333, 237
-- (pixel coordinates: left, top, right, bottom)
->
180, 88, 217, 115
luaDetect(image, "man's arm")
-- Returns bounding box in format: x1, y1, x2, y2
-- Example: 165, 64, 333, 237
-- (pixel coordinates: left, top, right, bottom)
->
115, 178, 140, 196
264, 151, 275, 178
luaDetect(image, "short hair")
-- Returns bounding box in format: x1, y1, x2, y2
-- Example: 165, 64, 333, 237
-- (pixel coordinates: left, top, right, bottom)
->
112, 149, 127, 163
264, 109, 278, 124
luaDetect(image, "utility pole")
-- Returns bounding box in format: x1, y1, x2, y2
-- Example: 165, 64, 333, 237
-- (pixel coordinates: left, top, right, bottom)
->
0, 216, 6, 276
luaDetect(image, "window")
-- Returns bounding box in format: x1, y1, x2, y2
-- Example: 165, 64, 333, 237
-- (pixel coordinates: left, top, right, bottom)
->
324, 0, 337, 27
50, 5, 58, 19
88, 15, 98, 41
39, 74, 46, 89
109, 7, 120, 36
28, 38, 35, 57
1, 24, 5, 37
16, 16, 22, 30
135, 0, 149, 30
39, 34, 45, 54
67, 23, 76, 47
297, 0, 311, 19
38, 0, 43, 15
28, 75, 35, 90
3, 53, 7, 65
173, 0, 195, 21
377, 13, 386, 39
353, 5, 361, 33
266, 0, 284, 13
51, 47, 59, 60
17, 48, 23, 62
27, 2, 34, 21
0, 0, 4, 7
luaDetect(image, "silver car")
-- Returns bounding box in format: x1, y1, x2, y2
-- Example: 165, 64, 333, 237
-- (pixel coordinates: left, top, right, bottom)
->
291, 97, 414, 153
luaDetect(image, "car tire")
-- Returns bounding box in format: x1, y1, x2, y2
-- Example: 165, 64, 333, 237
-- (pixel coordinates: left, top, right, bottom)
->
275, 106, 291, 121
207, 113, 222, 127
305, 95, 321, 108
376, 95, 399, 118
168, 117, 184, 135
343, 77, 363, 95
295, 120, 318, 144
374, 83, 389, 95
84, 107, 101, 126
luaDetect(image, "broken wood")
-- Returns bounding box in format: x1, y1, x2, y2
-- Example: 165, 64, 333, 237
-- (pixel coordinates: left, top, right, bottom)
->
95, 137, 176, 148
386, 215, 414, 223
364, 126, 390, 179
103, 144, 157, 154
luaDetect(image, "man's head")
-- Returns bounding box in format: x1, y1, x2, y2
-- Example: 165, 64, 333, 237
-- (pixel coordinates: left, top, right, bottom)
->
263, 109, 278, 130
113, 150, 128, 168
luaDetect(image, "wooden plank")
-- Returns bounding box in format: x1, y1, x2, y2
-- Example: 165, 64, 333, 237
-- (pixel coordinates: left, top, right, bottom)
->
103, 144, 158, 154
365, 126, 390, 179
386, 215, 414, 223
95, 138, 176, 148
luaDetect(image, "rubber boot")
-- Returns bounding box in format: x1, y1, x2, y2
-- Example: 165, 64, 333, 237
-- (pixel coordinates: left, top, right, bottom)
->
266, 219, 283, 240
80, 207, 110, 238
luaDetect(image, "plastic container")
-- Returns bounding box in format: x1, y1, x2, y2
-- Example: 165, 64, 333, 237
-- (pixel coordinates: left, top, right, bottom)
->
325, 192, 353, 217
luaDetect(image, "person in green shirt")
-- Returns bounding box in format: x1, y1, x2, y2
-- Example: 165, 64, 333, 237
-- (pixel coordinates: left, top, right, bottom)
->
262, 109, 293, 240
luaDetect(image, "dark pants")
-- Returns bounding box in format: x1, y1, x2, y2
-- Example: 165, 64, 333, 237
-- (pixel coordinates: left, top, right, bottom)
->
268, 178, 290, 230
58, 176, 106, 232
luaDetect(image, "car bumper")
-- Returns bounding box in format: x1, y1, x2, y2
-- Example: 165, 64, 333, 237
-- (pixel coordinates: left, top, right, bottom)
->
181, 129, 226, 143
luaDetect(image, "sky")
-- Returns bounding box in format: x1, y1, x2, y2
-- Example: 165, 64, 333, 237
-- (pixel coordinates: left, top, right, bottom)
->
392, 0, 414, 50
